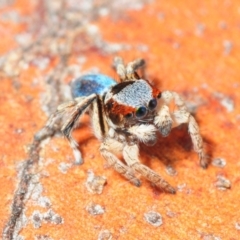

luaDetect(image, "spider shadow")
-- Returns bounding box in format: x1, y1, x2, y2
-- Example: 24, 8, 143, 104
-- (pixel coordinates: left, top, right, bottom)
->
72, 117, 99, 154
139, 123, 214, 171
73, 120, 214, 169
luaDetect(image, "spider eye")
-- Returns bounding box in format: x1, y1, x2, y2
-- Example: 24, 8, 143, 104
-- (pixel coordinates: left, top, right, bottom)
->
148, 98, 157, 110
135, 106, 147, 118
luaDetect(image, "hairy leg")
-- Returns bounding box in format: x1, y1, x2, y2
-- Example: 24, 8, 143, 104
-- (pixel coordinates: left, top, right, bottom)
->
46, 94, 97, 164
113, 57, 145, 82
154, 105, 173, 137
123, 144, 176, 194
100, 140, 141, 187
155, 90, 208, 168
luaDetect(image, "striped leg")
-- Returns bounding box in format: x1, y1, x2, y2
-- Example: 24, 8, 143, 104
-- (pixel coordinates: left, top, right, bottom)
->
100, 140, 141, 187
113, 57, 145, 81
155, 90, 208, 168
123, 144, 176, 194
46, 94, 97, 164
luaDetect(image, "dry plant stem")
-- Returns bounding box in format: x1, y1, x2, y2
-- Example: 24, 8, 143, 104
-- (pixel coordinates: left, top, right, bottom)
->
2, 127, 57, 240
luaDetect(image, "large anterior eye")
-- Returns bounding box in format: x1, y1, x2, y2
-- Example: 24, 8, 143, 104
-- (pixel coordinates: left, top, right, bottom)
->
148, 98, 157, 110
136, 106, 147, 118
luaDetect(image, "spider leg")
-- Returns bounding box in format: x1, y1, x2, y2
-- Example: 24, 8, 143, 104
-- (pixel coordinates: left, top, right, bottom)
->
113, 57, 145, 81
113, 57, 126, 81
100, 139, 141, 187
126, 58, 145, 80
154, 104, 173, 137
123, 144, 176, 194
46, 94, 97, 164
155, 91, 208, 168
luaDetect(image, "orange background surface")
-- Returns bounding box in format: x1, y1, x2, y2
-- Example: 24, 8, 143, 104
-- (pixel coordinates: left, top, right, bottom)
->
1, 0, 240, 239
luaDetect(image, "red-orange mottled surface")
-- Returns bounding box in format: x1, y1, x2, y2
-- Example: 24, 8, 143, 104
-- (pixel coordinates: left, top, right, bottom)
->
1, 1, 240, 239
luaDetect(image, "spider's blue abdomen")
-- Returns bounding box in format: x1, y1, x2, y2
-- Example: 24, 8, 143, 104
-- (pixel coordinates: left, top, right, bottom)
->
71, 74, 116, 98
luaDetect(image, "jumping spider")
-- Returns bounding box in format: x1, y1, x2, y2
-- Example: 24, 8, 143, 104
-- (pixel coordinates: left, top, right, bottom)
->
45, 57, 208, 194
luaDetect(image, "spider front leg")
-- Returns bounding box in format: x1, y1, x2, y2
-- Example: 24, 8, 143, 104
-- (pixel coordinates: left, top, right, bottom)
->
123, 144, 176, 194
154, 91, 208, 168
46, 94, 97, 164
100, 138, 141, 187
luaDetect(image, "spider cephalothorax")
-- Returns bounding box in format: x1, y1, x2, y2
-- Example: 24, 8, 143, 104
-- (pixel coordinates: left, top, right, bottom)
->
104, 79, 160, 127
45, 57, 208, 194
